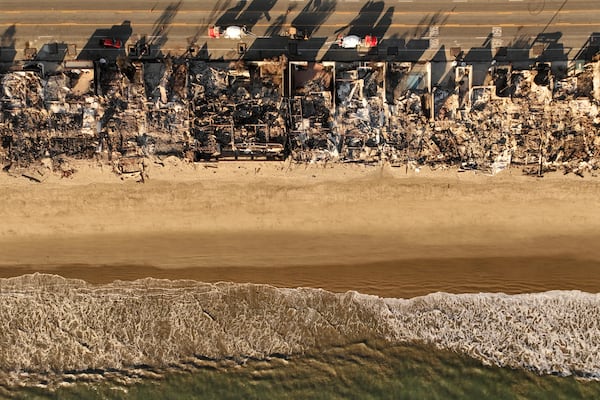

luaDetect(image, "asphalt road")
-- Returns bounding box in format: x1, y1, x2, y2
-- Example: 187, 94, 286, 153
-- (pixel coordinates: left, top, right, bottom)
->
1, 0, 599, 62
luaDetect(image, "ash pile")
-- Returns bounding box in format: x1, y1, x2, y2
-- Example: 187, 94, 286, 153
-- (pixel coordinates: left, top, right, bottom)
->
287, 62, 337, 162
385, 61, 435, 167
0, 67, 96, 174
98, 56, 189, 156
457, 61, 600, 176
188, 57, 287, 161
383, 60, 600, 176
1, 55, 600, 179
335, 62, 387, 163
84, 56, 188, 181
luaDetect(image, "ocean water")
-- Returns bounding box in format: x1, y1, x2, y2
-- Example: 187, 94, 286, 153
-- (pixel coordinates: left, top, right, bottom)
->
12, 343, 600, 400
2, 274, 600, 399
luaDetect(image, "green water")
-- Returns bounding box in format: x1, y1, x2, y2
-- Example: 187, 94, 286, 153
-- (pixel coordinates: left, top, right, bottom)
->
9, 342, 600, 400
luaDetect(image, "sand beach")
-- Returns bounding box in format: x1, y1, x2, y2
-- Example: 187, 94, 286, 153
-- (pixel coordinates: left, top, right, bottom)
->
1, 160, 600, 297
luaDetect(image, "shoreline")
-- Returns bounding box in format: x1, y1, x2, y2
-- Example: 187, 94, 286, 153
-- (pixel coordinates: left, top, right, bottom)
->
3, 274, 600, 388
3, 255, 600, 299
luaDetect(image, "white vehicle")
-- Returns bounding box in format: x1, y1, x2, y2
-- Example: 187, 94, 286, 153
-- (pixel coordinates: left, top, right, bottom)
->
208, 25, 249, 40
337, 34, 378, 49
339, 35, 361, 49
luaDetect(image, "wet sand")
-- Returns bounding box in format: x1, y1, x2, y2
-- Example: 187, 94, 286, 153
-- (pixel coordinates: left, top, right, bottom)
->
1, 160, 600, 298
4, 256, 600, 299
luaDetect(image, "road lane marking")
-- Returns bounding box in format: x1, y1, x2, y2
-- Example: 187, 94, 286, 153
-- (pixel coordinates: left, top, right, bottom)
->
5, 22, 599, 29
0, 9, 596, 15
1, 18, 598, 32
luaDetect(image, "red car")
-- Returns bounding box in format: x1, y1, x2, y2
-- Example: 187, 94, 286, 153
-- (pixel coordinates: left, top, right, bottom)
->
363, 35, 377, 48
102, 38, 122, 49
208, 26, 221, 38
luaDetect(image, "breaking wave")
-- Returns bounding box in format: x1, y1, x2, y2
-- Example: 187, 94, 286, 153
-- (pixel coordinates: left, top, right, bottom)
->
1, 273, 600, 389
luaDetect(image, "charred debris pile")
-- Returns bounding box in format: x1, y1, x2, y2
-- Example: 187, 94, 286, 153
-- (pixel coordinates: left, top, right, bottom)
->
188, 58, 287, 161
1, 57, 600, 179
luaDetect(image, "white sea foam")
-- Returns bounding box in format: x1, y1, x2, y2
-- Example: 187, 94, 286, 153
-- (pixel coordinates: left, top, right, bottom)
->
1, 274, 599, 388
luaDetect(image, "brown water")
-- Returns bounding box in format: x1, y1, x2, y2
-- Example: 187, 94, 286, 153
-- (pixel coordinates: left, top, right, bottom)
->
4, 256, 600, 298
3, 273, 600, 396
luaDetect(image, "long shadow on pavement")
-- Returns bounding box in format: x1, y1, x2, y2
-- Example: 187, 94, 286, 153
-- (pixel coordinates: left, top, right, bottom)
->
574, 32, 600, 62
129, 1, 184, 59
322, 1, 393, 61
0, 25, 17, 67
77, 21, 133, 61
145, 0, 183, 57
216, 0, 278, 33
243, 0, 336, 62
291, 0, 336, 39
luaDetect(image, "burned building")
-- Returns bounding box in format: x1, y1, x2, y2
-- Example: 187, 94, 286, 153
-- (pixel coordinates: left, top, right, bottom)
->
188, 58, 286, 161
287, 61, 336, 162
143, 59, 189, 157
335, 61, 387, 163
0, 52, 600, 178
0, 68, 97, 167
